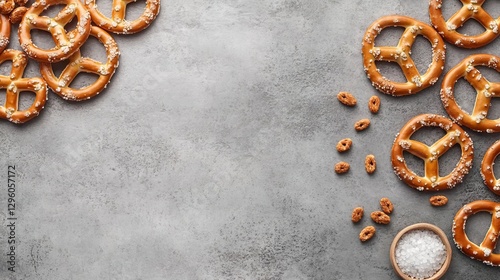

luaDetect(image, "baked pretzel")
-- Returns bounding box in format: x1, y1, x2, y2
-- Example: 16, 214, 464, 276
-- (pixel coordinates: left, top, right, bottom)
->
84, 0, 160, 34
0, 13, 10, 52
362, 15, 446, 96
391, 114, 474, 191
441, 54, 500, 132
429, 0, 500, 48
40, 26, 120, 101
18, 0, 91, 63
453, 200, 500, 266
481, 140, 500, 195
0, 49, 47, 123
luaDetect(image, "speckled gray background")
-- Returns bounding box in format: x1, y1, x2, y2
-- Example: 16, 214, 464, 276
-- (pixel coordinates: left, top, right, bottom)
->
1, 0, 500, 279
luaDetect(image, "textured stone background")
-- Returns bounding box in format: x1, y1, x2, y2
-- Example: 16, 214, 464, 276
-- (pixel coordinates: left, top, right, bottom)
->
1, 0, 500, 279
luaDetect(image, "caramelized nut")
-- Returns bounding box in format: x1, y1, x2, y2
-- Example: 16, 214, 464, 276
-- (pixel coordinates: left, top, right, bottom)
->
368, 96, 381, 113
380, 197, 394, 214
351, 207, 364, 223
337, 91, 357, 107
337, 138, 353, 152
354, 119, 370, 131
9, 6, 27, 24
365, 154, 376, 174
371, 211, 390, 224
335, 162, 350, 174
430, 195, 448, 206
0, 0, 14, 15
359, 226, 376, 242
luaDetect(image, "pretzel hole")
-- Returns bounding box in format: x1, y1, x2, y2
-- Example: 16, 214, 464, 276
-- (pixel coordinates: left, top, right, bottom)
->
465, 211, 497, 252
411, 126, 447, 147
0, 61, 12, 77
403, 151, 424, 177
441, 0, 463, 20
492, 153, 500, 178
18, 91, 36, 111
125, 0, 147, 21
410, 36, 433, 76
374, 26, 404, 46
39, 4, 66, 18
456, 19, 486, 37
69, 72, 99, 90
63, 17, 78, 33
453, 78, 477, 115
0, 89, 6, 107
31, 29, 56, 50
376, 61, 407, 83
437, 145, 461, 177
79, 37, 107, 63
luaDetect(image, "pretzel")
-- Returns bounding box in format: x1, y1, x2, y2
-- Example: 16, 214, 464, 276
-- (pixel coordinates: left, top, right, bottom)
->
0, 49, 47, 124
453, 200, 500, 266
40, 26, 120, 101
0, 13, 10, 52
481, 140, 500, 195
441, 54, 500, 132
362, 15, 446, 96
84, 0, 161, 34
18, 0, 91, 63
429, 0, 500, 48
391, 114, 474, 191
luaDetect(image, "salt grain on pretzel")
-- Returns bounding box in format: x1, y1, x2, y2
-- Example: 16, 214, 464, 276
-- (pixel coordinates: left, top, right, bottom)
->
391, 114, 474, 191
361, 15, 446, 96
0, 50, 47, 123
84, 0, 161, 34
453, 200, 500, 266
441, 54, 500, 133
18, 0, 91, 63
481, 140, 500, 196
429, 0, 500, 48
40, 26, 120, 101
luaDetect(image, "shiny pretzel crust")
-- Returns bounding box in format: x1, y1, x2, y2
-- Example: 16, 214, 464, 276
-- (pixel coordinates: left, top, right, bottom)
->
84, 0, 160, 34
481, 140, 500, 195
453, 200, 500, 266
0, 14, 10, 52
429, 0, 500, 48
391, 114, 473, 191
18, 0, 91, 63
441, 54, 500, 132
362, 15, 446, 96
0, 49, 47, 123
40, 26, 120, 101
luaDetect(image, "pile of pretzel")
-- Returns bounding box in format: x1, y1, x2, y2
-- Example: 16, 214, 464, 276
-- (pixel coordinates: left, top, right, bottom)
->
0, 0, 160, 123
360, 0, 500, 267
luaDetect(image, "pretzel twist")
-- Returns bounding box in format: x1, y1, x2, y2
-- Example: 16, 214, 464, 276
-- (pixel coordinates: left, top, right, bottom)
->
481, 140, 500, 195
441, 54, 500, 132
40, 26, 120, 101
84, 0, 160, 34
391, 114, 474, 191
18, 0, 91, 63
429, 0, 500, 48
0, 13, 10, 52
453, 200, 500, 266
0, 49, 47, 123
362, 15, 446, 96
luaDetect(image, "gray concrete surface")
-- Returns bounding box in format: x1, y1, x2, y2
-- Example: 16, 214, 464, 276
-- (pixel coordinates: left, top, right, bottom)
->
1, 0, 500, 279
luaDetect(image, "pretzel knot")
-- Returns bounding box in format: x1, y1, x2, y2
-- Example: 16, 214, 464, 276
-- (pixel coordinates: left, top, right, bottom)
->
18, 0, 91, 63
40, 26, 120, 101
481, 141, 500, 195
429, 0, 500, 48
453, 200, 500, 266
0, 49, 47, 124
362, 15, 446, 96
391, 114, 474, 191
441, 54, 500, 133
84, 0, 161, 34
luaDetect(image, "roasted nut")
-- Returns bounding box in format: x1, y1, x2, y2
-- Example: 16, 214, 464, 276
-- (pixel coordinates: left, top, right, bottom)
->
371, 211, 390, 224
430, 195, 448, 206
336, 138, 352, 152
354, 119, 370, 131
351, 207, 364, 223
365, 154, 376, 174
337, 91, 357, 106
9, 6, 27, 24
335, 162, 350, 174
380, 197, 394, 214
14, 0, 28, 6
0, 0, 14, 14
368, 96, 380, 113
359, 226, 376, 242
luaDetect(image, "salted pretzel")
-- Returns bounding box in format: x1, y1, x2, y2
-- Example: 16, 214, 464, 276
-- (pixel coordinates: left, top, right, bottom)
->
0, 49, 47, 124
481, 140, 500, 195
441, 54, 500, 132
391, 114, 474, 191
40, 26, 120, 101
429, 0, 500, 48
0, 14, 10, 52
84, 0, 160, 34
18, 0, 91, 63
362, 15, 446, 96
453, 200, 500, 266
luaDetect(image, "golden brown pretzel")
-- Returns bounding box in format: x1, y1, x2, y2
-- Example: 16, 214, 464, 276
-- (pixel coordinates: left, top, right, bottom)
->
441, 54, 500, 132
391, 114, 473, 191
429, 0, 500, 48
40, 26, 120, 101
362, 15, 446, 96
0, 13, 10, 52
453, 200, 500, 266
84, 0, 160, 34
481, 140, 500, 195
18, 0, 91, 63
0, 49, 47, 124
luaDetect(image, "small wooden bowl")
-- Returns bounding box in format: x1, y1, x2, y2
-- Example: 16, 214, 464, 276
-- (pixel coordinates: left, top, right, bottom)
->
389, 223, 452, 280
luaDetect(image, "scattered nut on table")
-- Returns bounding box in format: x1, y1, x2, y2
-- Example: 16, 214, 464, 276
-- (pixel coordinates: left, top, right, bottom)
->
429, 195, 448, 206
335, 162, 350, 174
337, 91, 357, 107
337, 138, 353, 152
380, 197, 394, 214
354, 119, 370, 131
351, 207, 364, 222
365, 154, 376, 174
359, 226, 376, 242
368, 96, 380, 113
371, 211, 390, 224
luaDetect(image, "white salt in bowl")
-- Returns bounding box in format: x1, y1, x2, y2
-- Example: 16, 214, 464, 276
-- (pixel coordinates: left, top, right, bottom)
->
390, 223, 452, 280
